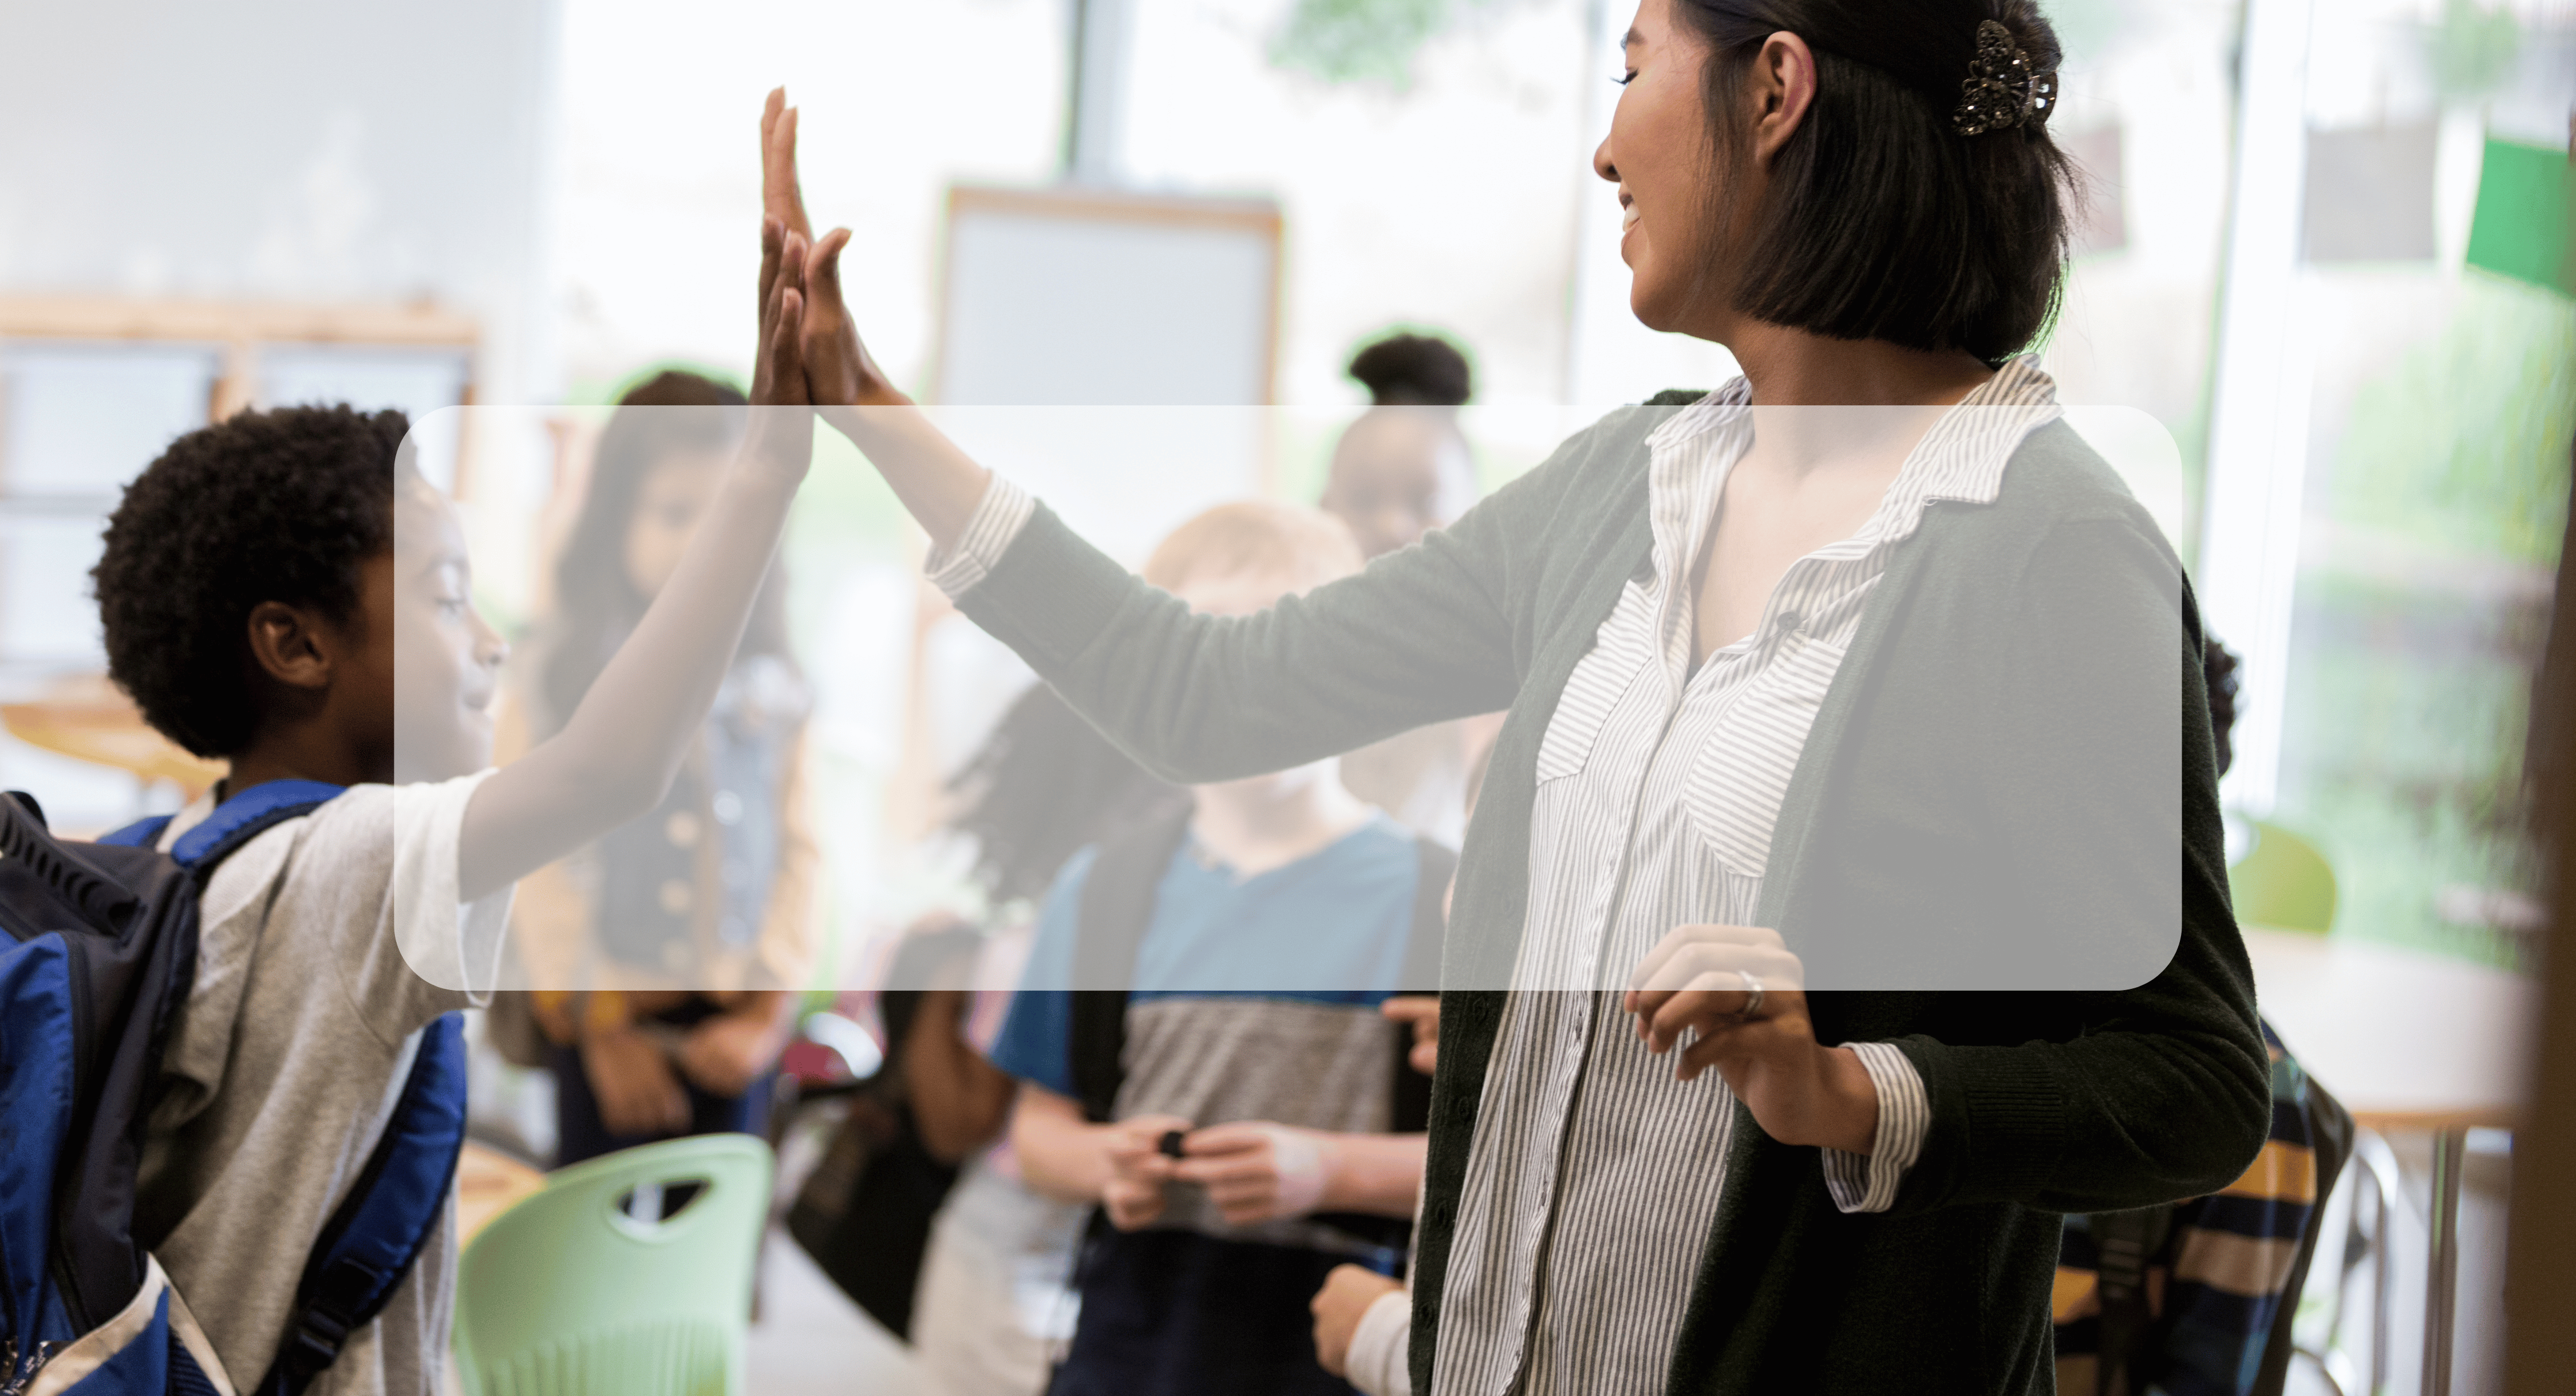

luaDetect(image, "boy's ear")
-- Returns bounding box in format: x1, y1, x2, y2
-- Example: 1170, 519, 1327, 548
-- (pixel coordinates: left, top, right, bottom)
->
244, 600, 339, 692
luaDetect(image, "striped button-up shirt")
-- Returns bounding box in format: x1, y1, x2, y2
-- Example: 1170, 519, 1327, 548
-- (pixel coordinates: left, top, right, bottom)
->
1429, 361, 2063, 1396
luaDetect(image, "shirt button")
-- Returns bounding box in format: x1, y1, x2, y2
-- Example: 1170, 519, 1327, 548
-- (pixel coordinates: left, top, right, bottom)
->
1775, 611, 1803, 635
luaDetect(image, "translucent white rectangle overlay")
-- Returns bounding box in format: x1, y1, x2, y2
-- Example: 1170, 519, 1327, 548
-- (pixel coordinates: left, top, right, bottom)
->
393, 403, 2189, 998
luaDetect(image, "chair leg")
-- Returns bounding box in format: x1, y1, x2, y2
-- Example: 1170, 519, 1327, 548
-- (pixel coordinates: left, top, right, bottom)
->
748, 1074, 803, 1327
2346, 1130, 2404, 1395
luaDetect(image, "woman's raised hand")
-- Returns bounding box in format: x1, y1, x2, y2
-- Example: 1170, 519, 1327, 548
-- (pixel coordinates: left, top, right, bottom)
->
1623, 924, 1879, 1153
759, 88, 906, 410
752, 88, 989, 549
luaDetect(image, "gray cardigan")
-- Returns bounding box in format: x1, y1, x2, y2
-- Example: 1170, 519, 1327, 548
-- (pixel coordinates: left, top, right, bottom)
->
954, 404, 2270, 1395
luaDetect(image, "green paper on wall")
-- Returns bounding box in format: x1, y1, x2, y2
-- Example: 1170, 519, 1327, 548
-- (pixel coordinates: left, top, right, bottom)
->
2465, 137, 2573, 295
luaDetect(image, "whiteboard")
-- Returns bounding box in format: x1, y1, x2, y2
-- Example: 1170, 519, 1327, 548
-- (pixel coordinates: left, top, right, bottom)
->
933, 184, 1282, 407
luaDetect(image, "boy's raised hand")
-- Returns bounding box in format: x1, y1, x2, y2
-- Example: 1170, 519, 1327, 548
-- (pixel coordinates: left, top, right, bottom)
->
750, 219, 810, 408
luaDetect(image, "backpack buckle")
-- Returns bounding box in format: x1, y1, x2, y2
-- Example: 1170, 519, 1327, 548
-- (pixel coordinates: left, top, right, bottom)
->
280, 1309, 352, 1376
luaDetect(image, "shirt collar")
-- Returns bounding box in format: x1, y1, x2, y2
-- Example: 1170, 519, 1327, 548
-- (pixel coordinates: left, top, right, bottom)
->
1633, 357, 2063, 682
1639, 355, 2063, 570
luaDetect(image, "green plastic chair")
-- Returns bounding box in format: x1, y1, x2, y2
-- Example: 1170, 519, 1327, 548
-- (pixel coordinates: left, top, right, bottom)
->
2229, 819, 2338, 935
455, 1134, 773, 1396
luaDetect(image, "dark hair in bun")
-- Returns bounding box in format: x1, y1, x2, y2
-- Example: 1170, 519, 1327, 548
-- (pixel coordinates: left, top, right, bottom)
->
1672, 0, 2076, 362
1347, 332, 1473, 408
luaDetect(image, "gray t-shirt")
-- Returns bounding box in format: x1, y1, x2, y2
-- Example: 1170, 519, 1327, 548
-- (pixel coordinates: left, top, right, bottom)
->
133, 773, 510, 1396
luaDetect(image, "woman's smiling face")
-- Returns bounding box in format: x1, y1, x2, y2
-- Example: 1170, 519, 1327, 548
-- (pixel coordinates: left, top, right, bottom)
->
1595, 0, 1721, 334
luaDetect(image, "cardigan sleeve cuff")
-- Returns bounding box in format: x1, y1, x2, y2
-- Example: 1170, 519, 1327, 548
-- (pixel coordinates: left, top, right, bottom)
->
1821, 1042, 1930, 1213
924, 474, 1036, 598
1345, 1291, 1415, 1396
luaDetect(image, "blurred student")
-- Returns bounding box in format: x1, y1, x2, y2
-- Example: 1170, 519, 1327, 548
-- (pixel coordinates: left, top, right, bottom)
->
902, 684, 1184, 1396
1321, 333, 1490, 848
92, 242, 818, 1394
987, 502, 1444, 1396
505, 369, 819, 1165
2049, 638, 2346, 1396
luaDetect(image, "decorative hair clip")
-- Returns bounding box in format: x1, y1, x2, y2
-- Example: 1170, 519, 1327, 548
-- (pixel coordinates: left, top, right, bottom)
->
1952, 19, 2056, 136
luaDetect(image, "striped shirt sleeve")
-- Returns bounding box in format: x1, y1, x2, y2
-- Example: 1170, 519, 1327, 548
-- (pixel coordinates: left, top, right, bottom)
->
1820, 1041, 1930, 1213
1344, 1291, 1414, 1396
925, 474, 1037, 599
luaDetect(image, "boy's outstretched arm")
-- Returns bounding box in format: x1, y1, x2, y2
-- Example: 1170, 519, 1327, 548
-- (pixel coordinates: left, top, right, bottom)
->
456, 231, 814, 905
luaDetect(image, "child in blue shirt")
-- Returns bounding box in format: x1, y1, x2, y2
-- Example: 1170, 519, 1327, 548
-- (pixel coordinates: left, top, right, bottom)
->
985, 502, 1441, 1396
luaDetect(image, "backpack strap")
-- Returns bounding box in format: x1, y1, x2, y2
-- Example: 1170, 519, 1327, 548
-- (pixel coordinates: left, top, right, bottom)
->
1067, 807, 1196, 1125
1387, 837, 1455, 1136
95, 814, 175, 849
2090, 1204, 2176, 1396
256, 1012, 469, 1396
171, 780, 347, 876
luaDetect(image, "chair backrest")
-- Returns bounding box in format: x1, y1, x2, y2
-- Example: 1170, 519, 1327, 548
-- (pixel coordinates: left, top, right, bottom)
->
454, 1134, 772, 1396
2229, 820, 2339, 934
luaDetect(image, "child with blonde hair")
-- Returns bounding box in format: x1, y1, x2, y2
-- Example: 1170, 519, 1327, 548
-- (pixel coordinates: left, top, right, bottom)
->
985, 500, 1450, 1396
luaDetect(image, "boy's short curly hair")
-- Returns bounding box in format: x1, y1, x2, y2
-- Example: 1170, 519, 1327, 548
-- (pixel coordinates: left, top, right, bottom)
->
93, 404, 415, 758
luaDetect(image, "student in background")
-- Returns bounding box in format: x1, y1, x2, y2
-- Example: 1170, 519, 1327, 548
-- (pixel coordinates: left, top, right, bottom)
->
1321, 333, 1490, 849
2049, 638, 2344, 1396
507, 369, 819, 1165
902, 683, 1183, 1396
987, 502, 1441, 1396
90, 242, 816, 1394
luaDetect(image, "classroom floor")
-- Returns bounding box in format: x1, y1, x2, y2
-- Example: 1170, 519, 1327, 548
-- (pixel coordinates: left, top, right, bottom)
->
749, 1225, 919, 1394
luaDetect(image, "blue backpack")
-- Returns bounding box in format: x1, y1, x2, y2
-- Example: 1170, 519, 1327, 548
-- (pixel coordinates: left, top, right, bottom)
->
1, 781, 467, 1396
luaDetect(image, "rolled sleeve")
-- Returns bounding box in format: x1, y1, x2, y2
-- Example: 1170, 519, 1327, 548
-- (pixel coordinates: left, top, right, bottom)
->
924, 474, 1036, 598
1345, 1290, 1414, 1396
1821, 1041, 1930, 1214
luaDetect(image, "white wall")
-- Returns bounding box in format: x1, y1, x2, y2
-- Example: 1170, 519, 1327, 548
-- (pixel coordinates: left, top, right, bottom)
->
0, 0, 564, 404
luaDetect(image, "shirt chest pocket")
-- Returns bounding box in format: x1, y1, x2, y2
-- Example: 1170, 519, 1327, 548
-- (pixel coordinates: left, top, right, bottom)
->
1681, 638, 1844, 880
1534, 581, 1657, 784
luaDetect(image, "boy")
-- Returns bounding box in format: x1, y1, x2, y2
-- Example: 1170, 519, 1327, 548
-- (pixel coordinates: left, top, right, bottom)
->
983, 501, 1441, 1396
86, 227, 817, 1394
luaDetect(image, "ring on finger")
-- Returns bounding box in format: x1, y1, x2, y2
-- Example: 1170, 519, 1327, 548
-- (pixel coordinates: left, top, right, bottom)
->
1735, 971, 1765, 1021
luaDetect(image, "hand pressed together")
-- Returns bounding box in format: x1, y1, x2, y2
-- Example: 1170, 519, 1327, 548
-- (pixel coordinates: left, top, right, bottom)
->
758, 89, 906, 412
1171, 1122, 1336, 1225
1098, 1114, 1194, 1231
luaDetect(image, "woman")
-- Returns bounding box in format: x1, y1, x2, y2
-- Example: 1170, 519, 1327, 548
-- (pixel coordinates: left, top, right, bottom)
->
754, 1, 2266, 1387
507, 369, 817, 1164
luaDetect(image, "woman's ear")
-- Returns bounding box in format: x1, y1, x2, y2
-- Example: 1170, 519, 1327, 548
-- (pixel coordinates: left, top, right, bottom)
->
1749, 31, 1819, 166
244, 599, 339, 692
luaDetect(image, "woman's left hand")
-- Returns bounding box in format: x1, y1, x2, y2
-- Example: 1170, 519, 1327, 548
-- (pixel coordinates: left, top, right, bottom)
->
1310, 1264, 1404, 1378
1623, 924, 1878, 1153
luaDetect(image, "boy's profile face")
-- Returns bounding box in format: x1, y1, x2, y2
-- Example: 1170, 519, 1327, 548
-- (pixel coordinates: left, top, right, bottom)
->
392, 481, 508, 782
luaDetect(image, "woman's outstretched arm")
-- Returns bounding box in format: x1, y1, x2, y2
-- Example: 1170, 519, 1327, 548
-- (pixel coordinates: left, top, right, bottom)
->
757, 93, 1550, 780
